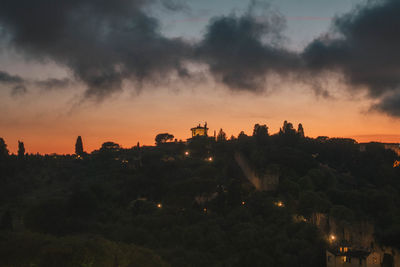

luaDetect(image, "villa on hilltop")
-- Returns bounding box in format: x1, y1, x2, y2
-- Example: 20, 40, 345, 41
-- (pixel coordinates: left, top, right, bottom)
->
190, 122, 209, 138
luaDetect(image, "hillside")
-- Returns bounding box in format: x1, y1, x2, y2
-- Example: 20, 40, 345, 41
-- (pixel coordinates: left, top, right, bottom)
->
0, 122, 399, 267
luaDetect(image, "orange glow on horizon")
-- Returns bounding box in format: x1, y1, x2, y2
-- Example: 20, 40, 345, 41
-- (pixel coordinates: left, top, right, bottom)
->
3, 126, 400, 155
2, 83, 400, 155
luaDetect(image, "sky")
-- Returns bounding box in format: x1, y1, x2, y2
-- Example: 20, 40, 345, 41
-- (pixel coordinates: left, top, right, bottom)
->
1, 0, 400, 154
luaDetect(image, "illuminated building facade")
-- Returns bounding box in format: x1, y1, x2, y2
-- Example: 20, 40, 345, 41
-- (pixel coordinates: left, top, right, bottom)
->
326, 245, 371, 267
191, 123, 208, 137
326, 242, 392, 267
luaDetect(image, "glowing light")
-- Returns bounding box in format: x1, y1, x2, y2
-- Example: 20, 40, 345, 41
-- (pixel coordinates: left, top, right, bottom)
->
241, 201, 246, 205
207, 157, 213, 162
157, 203, 162, 208
329, 234, 336, 241
274, 201, 284, 207
203, 208, 207, 213
184, 151, 189, 156
394, 160, 400, 168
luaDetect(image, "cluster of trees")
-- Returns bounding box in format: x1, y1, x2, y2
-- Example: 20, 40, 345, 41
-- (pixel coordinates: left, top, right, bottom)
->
0, 122, 399, 266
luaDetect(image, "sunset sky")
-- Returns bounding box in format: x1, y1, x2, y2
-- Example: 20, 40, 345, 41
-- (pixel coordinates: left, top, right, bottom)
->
1, 0, 400, 154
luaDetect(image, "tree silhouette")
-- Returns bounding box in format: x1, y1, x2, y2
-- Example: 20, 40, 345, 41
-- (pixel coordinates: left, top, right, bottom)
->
253, 124, 269, 137
298, 123, 305, 137
75, 136, 84, 155
217, 128, 227, 142
18, 140, 25, 158
0, 138, 9, 158
279, 120, 296, 135
155, 133, 174, 145
100, 142, 120, 151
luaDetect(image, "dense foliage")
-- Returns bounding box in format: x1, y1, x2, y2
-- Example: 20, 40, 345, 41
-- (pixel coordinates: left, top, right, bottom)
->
0, 123, 399, 266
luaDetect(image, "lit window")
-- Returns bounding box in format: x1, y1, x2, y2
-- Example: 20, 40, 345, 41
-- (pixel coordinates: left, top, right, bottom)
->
342, 256, 351, 263
344, 247, 348, 252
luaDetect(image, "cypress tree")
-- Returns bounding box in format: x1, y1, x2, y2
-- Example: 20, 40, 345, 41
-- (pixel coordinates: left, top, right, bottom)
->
18, 141, 25, 158
75, 136, 84, 156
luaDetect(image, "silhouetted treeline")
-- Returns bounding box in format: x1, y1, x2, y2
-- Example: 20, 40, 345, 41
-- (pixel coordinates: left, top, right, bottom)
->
0, 122, 399, 266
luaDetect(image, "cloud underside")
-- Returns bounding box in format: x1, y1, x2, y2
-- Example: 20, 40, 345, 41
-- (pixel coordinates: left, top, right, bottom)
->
0, 0, 400, 116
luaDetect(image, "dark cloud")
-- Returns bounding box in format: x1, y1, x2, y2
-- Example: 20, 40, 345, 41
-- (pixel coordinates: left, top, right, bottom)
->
0, 70, 27, 96
302, 0, 400, 115
35, 78, 71, 91
0, 0, 192, 100
372, 92, 400, 117
0, 69, 73, 95
0, 71, 23, 84
196, 9, 299, 91
1, 0, 400, 117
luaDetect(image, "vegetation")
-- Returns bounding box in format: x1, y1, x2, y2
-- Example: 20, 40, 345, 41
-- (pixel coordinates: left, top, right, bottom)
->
0, 121, 399, 266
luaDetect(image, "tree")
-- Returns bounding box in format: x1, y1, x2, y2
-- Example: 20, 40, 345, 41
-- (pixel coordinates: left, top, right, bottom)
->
298, 123, 305, 137
279, 121, 296, 136
75, 136, 84, 155
253, 124, 269, 137
100, 142, 120, 151
18, 141, 25, 158
155, 133, 174, 145
238, 131, 247, 139
0, 137, 8, 161
217, 128, 227, 142
0, 138, 8, 158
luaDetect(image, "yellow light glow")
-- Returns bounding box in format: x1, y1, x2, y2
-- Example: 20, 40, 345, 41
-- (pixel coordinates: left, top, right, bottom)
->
394, 160, 400, 168
207, 157, 213, 162
330, 234, 336, 241
274, 201, 284, 207
157, 203, 162, 208
203, 208, 207, 212
184, 151, 189, 156
241, 201, 246, 205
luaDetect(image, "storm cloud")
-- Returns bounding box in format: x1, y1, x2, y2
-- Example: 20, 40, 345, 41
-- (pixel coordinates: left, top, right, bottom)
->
1, 0, 400, 116
196, 11, 299, 91
0, 0, 192, 100
0, 71, 23, 84
302, 0, 400, 116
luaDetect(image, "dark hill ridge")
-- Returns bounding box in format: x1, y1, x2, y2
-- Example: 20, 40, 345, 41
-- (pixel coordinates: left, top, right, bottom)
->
0, 123, 399, 267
